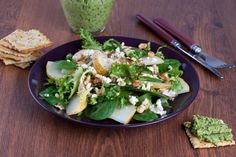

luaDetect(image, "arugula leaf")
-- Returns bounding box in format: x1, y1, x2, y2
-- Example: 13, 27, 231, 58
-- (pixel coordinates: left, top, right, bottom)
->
55, 60, 77, 71
133, 110, 159, 122
84, 100, 118, 120
103, 39, 121, 51
110, 63, 150, 80
110, 63, 130, 78
170, 77, 182, 92
156, 45, 167, 59
79, 28, 102, 50
126, 48, 148, 59
158, 59, 183, 77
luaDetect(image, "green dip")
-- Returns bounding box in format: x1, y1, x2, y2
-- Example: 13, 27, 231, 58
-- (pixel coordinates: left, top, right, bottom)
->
184, 115, 234, 146
60, 0, 114, 33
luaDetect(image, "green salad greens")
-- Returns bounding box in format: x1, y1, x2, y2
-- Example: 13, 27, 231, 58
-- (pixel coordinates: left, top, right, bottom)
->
40, 29, 190, 124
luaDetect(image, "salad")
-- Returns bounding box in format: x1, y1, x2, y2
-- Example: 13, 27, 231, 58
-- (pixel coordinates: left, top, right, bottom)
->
39, 29, 190, 124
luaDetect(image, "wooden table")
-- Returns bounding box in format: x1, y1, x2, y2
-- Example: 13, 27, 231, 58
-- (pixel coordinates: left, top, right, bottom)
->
0, 0, 236, 156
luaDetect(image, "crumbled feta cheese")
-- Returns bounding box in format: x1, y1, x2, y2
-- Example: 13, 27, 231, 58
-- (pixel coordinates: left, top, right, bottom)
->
81, 64, 89, 69
91, 94, 98, 98
54, 93, 60, 98
162, 89, 177, 98
141, 83, 151, 91
111, 47, 125, 59
121, 42, 125, 48
95, 74, 112, 84
129, 96, 139, 105
87, 66, 97, 74
117, 77, 126, 86
150, 99, 167, 116
81, 64, 97, 74
141, 73, 159, 79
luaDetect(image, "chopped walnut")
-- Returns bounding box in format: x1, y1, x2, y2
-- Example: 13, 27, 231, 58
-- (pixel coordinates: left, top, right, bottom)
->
92, 77, 102, 84
136, 99, 150, 113
160, 73, 170, 82
132, 80, 141, 87
148, 51, 155, 57
138, 43, 148, 49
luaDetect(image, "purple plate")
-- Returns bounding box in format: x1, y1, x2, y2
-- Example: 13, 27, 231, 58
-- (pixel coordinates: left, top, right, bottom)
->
28, 36, 199, 128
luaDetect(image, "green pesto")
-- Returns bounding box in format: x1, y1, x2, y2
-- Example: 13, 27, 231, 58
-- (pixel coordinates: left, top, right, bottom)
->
60, 0, 114, 33
184, 115, 234, 146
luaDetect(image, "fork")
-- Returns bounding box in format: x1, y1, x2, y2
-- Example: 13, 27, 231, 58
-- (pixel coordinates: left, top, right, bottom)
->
153, 18, 235, 69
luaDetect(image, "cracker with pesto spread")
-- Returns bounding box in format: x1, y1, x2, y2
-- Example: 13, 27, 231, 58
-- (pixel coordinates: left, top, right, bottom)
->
184, 115, 235, 149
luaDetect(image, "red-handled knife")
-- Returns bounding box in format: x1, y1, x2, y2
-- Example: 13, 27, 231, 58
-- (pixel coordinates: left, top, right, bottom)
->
136, 14, 224, 78
153, 18, 235, 69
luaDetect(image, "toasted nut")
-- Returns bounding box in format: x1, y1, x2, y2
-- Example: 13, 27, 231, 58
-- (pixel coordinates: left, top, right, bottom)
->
138, 43, 148, 49
136, 99, 150, 113
132, 80, 141, 87
148, 51, 155, 57
92, 77, 102, 84
160, 73, 170, 82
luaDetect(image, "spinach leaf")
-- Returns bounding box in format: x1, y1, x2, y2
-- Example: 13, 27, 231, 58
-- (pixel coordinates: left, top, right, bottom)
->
79, 28, 102, 50
66, 53, 73, 60
55, 60, 77, 71
138, 93, 152, 103
160, 98, 172, 109
122, 85, 170, 99
138, 76, 163, 83
133, 110, 159, 122
39, 86, 66, 106
84, 100, 118, 120
69, 67, 84, 98
103, 39, 121, 51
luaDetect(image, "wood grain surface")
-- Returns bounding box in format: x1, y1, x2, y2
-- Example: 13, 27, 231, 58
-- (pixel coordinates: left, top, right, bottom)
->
0, 0, 236, 156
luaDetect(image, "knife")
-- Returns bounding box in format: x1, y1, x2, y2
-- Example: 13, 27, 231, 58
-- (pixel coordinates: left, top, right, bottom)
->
153, 18, 235, 69
136, 14, 224, 78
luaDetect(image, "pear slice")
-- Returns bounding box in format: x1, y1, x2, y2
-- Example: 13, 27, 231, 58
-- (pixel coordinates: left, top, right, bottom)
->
176, 78, 190, 94
93, 51, 113, 75
109, 105, 136, 124
46, 61, 65, 79
66, 89, 90, 115
140, 56, 164, 65
140, 81, 172, 89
